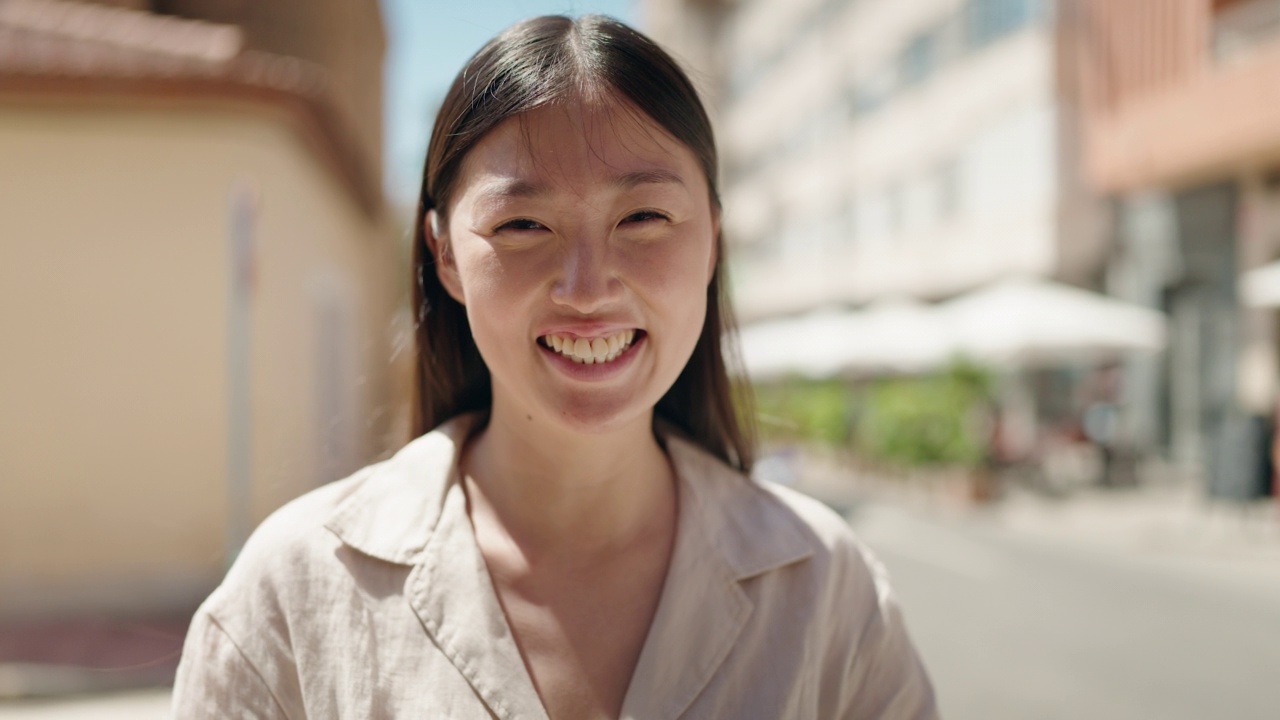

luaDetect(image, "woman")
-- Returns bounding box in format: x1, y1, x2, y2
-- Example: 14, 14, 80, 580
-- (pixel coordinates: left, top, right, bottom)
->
173, 15, 936, 719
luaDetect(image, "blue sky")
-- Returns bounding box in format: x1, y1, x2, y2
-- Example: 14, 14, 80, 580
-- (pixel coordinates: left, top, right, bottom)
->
382, 0, 637, 208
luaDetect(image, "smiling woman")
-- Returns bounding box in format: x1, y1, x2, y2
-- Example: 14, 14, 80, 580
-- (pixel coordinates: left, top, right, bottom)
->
433, 98, 717, 437
171, 15, 938, 720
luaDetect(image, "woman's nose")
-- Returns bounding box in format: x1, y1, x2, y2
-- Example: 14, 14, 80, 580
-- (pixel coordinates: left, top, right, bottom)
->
550, 234, 623, 313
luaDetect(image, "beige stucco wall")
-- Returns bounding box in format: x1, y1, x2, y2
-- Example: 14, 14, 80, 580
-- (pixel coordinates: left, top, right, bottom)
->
0, 100, 402, 618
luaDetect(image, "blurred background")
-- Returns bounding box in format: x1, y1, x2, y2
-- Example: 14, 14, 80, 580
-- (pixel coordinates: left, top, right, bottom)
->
1, 0, 1278, 718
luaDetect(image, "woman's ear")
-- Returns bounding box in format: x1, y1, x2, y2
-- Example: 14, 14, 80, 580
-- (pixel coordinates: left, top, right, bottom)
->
425, 209, 465, 304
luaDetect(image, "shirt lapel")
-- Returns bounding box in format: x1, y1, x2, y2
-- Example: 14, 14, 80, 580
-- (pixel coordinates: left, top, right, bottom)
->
407, 482, 551, 720
619, 432, 814, 720
326, 413, 549, 720
324, 414, 475, 564
618, 475, 752, 720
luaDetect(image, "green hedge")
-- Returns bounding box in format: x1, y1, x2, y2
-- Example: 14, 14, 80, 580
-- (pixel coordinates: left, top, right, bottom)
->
751, 360, 993, 471
752, 377, 852, 447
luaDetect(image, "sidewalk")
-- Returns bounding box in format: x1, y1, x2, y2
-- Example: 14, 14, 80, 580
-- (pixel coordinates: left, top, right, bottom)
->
990, 482, 1280, 565
782, 448, 1280, 574
0, 689, 170, 720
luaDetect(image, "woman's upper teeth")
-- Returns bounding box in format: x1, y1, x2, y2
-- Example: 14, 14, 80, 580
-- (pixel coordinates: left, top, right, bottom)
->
546, 330, 636, 364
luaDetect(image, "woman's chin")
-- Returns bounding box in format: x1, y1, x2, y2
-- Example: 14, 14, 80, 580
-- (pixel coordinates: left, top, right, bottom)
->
546, 398, 655, 437
500, 383, 658, 438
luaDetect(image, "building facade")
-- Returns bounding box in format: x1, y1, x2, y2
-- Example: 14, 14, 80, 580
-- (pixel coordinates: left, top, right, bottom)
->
1074, 0, 1280, 498
644, 0, 1108, 321
0, 0, 405, 620
644, 0, 1280, 496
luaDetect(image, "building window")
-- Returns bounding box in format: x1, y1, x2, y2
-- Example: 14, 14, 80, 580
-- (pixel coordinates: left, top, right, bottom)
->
964, 0, 1036, 50
886, 183, 904, 237
854, 190, 894, 247
899, 31, 938, 88
851, 64, 897, 117
938, 159, 961, 220
847, 1, 1044, 121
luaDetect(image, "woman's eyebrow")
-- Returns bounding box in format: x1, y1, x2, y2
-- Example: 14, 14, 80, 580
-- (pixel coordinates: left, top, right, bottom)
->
475, 178, 544, 202
475, 169, 686, 205
613, 168, 686, 189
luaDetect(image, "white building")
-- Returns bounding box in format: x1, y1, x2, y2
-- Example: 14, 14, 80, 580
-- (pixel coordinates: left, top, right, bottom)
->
643, 0, 1108, 321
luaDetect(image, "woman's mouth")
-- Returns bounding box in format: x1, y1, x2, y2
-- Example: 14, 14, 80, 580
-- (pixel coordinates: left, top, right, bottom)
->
539, 329, 642, 365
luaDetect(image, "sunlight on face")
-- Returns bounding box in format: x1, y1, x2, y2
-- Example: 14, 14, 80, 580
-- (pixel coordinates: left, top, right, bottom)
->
434, 95, 718, 435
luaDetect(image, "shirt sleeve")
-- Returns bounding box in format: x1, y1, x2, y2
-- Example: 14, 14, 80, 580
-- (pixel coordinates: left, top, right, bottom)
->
839, 545, 940, 720
171, 609, 292, 719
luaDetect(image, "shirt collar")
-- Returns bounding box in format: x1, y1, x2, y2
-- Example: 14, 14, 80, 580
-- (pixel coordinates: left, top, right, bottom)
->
659, 428, 814, 579
324, 412, 814, 577
323, 412, 479, 565
325, 412, 817, 719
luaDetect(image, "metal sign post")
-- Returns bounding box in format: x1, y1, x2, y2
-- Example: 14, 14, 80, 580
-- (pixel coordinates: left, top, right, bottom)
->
226, 183, 256, 569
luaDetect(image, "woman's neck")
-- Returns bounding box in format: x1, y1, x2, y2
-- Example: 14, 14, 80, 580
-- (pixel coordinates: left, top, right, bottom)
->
460, 401, 676, 563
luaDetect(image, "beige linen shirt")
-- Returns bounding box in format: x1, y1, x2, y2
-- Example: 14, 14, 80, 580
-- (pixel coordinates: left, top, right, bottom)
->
172, 414, 937, 719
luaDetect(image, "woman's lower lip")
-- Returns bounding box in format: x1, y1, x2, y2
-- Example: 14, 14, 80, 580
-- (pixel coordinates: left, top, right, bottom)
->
539, 332, 645, 380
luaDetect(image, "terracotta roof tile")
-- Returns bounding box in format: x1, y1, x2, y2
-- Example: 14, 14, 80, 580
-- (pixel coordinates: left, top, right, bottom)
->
0, 0, 380, 218
0, 0, 241, 63
0, 0, 334, 97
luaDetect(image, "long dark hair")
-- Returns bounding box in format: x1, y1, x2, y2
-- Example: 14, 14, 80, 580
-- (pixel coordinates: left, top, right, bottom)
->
411, 14, 755, 472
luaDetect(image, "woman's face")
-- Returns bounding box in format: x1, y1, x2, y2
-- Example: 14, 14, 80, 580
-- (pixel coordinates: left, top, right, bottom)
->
431, 97, 718, 435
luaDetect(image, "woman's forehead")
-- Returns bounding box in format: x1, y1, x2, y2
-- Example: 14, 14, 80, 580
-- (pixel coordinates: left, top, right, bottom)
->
456, 98, 701, 196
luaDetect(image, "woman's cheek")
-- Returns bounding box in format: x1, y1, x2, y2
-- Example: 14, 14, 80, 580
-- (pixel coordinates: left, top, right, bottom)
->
627, 238, 713, 296
457, 244, 526, 305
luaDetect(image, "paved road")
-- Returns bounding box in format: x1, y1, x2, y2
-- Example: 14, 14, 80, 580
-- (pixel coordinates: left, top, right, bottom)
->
850, 503, 1280, 720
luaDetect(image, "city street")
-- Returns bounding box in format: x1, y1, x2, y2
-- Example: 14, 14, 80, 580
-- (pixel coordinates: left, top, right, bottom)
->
3, 497, 1277, 719
851, 502, 1280, 720
5, 0, 1280, 719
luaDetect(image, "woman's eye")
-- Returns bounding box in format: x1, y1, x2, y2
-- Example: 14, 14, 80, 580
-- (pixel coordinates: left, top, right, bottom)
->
496, 218, 547, 232
621, 210, 669, 225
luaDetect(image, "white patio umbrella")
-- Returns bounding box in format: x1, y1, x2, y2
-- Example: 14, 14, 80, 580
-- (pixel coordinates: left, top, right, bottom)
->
736, 299, 958, 381
812, 298, 956, 376
937, 277, 1167, 365
735, 309, 857, 381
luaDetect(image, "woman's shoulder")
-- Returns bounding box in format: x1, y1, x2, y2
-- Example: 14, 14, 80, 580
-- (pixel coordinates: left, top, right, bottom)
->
663, 439, 938, 716
751, 478, 897, 608
199, 459, 390, 611
758, 480, 872, 554
172, 453, 420, 717
199, 417, 477, 614
242, 462, 383, 554
217, 415, 479, 588
663, 432, 881, 580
